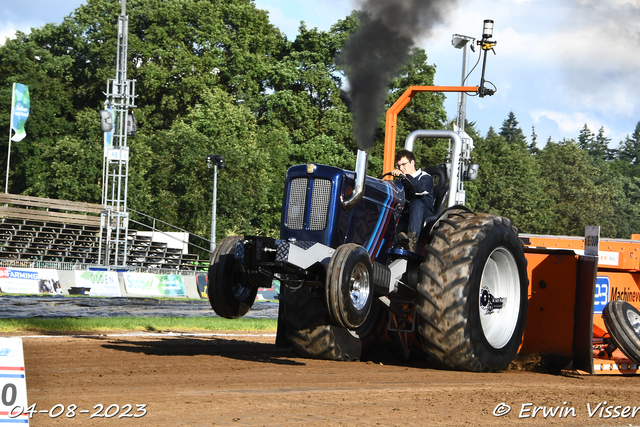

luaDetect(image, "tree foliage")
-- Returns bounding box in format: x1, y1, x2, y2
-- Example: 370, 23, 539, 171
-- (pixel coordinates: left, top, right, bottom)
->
0, 0, 639, 242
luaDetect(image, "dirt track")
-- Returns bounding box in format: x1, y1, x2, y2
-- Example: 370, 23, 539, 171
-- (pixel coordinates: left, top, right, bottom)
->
8, 333, 640, 426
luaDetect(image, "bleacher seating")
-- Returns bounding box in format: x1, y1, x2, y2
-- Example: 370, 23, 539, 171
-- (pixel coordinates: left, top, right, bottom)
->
0, 194, 202, 271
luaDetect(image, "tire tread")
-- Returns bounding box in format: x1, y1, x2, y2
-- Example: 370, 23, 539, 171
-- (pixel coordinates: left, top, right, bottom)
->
416, 211, 528, 372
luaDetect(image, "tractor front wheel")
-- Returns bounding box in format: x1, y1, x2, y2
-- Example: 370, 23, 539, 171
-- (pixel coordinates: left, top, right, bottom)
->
325, 244, 374, 330
208, 236, 257, 319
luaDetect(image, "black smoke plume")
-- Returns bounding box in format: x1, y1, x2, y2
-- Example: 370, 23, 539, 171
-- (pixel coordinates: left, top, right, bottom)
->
338, 0, 457, 152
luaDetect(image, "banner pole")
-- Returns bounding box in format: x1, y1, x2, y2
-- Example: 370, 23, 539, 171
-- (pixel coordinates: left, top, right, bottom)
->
5, 83, 15, 194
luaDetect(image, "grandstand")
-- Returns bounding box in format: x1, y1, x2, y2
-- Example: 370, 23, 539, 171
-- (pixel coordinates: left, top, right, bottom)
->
0, 193, 207, 273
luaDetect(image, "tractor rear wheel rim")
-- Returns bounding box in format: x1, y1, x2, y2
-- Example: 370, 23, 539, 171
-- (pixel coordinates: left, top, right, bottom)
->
479, 247, 520, 349
349, 263, 370, 311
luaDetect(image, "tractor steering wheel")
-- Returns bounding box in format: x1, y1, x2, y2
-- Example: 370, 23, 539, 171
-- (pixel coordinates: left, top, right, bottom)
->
381, 172, 415, 201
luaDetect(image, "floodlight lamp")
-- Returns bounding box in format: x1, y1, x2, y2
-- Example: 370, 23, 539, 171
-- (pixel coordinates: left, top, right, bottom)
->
452, 34, 474, 49
207, 154, 225, 169
483, 20, 494, 39
99, 110, 113, 132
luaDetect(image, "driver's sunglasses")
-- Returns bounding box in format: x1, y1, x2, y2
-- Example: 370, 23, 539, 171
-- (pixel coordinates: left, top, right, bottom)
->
397, 161, 410, 169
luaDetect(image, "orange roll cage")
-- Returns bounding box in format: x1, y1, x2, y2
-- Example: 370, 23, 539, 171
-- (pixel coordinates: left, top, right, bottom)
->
382, 86, 478, 176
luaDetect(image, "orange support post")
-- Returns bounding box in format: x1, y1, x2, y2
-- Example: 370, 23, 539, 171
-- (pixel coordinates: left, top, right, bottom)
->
383, 85, 479, 177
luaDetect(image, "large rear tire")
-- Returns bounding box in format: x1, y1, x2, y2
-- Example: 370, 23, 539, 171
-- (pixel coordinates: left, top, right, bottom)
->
280, 284, 361, 361
208, 236, 257, 319
417, 211, 529, 372
348, 297, 388, 357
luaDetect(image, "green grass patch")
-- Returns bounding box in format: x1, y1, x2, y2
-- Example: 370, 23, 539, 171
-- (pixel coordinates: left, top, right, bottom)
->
0, 317, 277, 333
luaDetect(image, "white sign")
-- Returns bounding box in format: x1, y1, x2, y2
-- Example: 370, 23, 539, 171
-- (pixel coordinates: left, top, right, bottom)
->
0, 268, 60, 294
74, 271, 121, 297
0, 338, 29, 425
574, 250, 619, 267
584, 225, 600, 257
106, 148, 129, 162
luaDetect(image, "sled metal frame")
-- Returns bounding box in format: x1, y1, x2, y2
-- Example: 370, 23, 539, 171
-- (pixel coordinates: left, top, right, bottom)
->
520, 234, 640, 375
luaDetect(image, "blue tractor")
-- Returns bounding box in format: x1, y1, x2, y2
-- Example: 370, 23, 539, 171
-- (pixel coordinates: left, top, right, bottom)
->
208, 125, 529, 372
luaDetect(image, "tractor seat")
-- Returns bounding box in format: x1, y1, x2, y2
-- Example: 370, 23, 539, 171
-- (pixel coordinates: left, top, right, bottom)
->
422, 165, 448, 231
424, 166, 448, 216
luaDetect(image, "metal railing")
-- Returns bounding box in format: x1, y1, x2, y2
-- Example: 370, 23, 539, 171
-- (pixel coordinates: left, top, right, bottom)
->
0, 259, 206, 275
127, 208, 212, 258
0, 197, 212, 272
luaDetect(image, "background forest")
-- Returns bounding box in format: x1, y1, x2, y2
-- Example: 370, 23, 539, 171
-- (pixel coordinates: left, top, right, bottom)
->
1, 0, 639, 243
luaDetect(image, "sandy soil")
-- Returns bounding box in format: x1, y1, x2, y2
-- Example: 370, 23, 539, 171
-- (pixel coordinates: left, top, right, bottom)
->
6, 332, 640, 426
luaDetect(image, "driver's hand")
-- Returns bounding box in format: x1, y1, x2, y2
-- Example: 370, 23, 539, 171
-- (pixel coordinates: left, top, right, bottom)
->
391, 169, 405, 177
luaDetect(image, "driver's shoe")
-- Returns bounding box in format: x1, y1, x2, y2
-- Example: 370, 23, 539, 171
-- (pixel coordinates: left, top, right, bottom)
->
397, 232, 417, 252
396, 232, 410, 250
406, 231, 418, 252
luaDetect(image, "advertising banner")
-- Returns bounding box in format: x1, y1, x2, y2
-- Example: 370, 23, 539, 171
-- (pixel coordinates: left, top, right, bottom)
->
10, 83, 30, 142
123, 273, 186, 297
0, 268, 60, 294
196, 275, 208, 299
74, 271, 121, 297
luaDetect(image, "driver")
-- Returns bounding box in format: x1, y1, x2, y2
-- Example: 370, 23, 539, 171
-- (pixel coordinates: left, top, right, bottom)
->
391, 149, 434, 252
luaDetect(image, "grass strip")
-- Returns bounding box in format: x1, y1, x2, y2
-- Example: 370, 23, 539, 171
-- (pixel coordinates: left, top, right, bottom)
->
0, 317, 277, 333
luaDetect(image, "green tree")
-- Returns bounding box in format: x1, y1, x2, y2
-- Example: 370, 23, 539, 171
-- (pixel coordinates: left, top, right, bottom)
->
0, 0, 449, 241
578, 124, 594, 151
499, 111, 526, 147
0, 0, 291, 238
0, 25, 78, 196
537, 139, 617, 236
466, 127, 552, 234
618, 121, 640, 166
262, 17, 356, 152
130, 87, 288, 239
59, 0, 285, 129
529, 125, 539, 155
594, 126, 613, 161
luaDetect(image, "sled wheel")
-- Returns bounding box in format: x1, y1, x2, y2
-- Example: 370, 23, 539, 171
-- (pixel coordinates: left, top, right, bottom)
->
208, 236, 257, 319
417, 211, 529, 372
603, 299, 640, 364
326, 243, 374, 329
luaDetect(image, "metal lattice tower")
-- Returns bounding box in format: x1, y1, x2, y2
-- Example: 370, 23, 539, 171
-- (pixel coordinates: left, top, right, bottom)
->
99, 0, 136, 266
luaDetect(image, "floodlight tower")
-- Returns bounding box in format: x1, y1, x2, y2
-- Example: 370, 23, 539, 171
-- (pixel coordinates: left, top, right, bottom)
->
451, 33, 475, 132
99, 0, 137, 267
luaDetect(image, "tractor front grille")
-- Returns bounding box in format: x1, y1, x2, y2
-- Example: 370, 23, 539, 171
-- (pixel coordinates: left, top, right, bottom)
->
286, 177, 332, 231
309, 179, 331, 230
286, 178, 308, 230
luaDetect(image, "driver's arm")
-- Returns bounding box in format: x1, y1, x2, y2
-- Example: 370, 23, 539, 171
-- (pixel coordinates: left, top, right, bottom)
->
404, 172, 433, 196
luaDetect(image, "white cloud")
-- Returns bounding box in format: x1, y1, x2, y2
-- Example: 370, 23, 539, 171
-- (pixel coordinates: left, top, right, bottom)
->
529, 110, 625, 142
531, 110, 591, 134
0, 24, 19, 46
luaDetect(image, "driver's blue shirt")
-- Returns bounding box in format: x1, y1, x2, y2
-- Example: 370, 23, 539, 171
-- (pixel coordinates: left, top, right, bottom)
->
403, 169, 434, 236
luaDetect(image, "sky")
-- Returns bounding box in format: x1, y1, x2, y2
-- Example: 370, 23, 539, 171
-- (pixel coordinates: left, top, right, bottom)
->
2, 0, 640, 148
